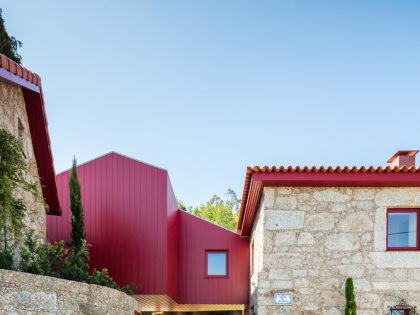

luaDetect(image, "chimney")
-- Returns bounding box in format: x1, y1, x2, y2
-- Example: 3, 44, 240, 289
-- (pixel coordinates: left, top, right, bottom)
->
387, 150, 419, 168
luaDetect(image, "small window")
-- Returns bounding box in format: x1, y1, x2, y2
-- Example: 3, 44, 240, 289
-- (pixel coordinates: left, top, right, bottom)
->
206, 250, 228, 278
387, 209, 420, 250
388, 299, 416, 315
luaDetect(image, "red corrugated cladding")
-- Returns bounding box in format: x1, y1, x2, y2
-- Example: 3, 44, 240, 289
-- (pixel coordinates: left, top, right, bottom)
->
48, 152, 168, 294
47, 152, 249, 305
178, 211, 249, 304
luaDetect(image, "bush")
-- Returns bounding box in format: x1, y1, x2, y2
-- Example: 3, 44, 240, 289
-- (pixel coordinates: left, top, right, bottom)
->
60, 240, 89, 282
89, 268, 137, 295
0, 247, 14, 270
19, 230, 64, 277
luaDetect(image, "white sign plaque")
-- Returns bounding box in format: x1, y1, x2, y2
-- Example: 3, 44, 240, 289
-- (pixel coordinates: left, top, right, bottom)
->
274, 293, 292, 305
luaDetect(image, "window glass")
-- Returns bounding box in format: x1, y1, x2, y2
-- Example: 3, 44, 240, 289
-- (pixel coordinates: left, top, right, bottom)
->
207, 252, 227, 276
388, 212, 417, 248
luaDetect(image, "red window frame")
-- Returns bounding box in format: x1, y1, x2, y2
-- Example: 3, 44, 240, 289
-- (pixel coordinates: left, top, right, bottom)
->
205, 250, 229, 279
387, 208, 420, 251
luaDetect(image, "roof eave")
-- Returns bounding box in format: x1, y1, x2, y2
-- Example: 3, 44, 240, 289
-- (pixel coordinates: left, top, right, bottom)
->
237, 170, 420, 236
0, 54, 61, 215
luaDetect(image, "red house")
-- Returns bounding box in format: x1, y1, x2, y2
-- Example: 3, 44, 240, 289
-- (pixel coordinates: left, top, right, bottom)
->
47, 152, 249, 313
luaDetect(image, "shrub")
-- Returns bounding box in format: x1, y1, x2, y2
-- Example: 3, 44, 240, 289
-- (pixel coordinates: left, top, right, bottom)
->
89, 268, 137, 295
19, 230, 64, 277
0, 247, 14, 270
60, 240, 89, 282
345, 277, 357, 315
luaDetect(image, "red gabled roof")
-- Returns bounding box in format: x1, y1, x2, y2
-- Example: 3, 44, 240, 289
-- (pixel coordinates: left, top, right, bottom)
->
0, 54, 60, 215
237, 164, 420, 236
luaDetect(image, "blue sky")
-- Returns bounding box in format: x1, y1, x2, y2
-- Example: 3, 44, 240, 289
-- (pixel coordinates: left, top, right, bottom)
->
2, 1, 420, 207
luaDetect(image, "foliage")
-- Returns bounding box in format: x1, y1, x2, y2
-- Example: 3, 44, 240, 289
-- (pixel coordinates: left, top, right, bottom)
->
177, 198, 190, 212
89, 268, 137, 295
0, 246, 13, 269
0, 9, 22, 64
69, 158, 86, 251
63, 158, 89, 281
61, 240, 89, 282
192, 189, 240, 231
19, 230, 64, 277
0, 128, 40, 269
345, 277, 357, 315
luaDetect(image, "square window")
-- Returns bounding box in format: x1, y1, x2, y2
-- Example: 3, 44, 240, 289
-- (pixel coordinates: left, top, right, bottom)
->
206, 251, 228, 277
387, 209, 419, 250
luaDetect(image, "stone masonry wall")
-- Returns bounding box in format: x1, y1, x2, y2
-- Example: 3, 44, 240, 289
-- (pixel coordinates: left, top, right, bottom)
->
0, 80, 46, 241
0, 269, 134, 314
250, 186, 420, 315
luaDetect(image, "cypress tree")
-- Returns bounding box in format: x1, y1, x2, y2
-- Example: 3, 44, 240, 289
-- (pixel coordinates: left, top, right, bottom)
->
345, 277, 357, 315
0, 8, 22, 64
69, 158, 86, 250
61, 158, 89, 281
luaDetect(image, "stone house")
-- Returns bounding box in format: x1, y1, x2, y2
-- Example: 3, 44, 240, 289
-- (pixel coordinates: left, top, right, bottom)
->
0, 53, 60, 242
237, 151, 420, 315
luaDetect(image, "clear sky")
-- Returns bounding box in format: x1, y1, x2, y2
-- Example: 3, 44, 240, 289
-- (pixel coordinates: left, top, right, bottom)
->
2, 1, 420, 207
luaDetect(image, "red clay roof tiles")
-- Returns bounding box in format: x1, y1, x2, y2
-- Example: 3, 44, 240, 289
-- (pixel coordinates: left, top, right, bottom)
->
248, 165, 420, 174
0, 53, 41, 86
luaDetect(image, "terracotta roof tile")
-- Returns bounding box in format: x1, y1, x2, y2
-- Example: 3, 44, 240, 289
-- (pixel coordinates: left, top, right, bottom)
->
0, 54, 41, 86
248, 165, 420, 174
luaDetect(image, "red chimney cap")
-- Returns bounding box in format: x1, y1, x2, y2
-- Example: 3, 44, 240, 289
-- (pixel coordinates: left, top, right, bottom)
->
387, 150, 419, 163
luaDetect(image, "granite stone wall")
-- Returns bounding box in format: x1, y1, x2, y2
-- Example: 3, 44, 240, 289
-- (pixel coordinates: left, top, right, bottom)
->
250, 186, 420, 315
0, 269, 135, 314
0, 80, 46, 241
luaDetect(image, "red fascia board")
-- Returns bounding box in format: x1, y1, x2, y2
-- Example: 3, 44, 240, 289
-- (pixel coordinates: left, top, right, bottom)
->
239, 172, 420, 236
0, 67, 40, 93
252, 171, 420, 187
23, 88, 61, 215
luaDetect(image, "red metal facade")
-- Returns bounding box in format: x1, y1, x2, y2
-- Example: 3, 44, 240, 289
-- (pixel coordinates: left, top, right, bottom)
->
48, 153, 168, 294
178, 211, 249, 304
47, 152, 249, 305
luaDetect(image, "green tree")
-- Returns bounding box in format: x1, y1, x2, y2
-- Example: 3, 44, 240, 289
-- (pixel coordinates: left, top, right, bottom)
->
69, 158, 86, 250
192, 190, 240, 231
61, 158, 89, 281
0, 128, 39, 269
345, 277, 357, 315
177, 198, 191, 212
0, 9, 22, 64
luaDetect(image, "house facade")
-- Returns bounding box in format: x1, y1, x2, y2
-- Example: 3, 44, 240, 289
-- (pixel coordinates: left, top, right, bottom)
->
237, 151, 420, 315
0, 54, 60, 241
